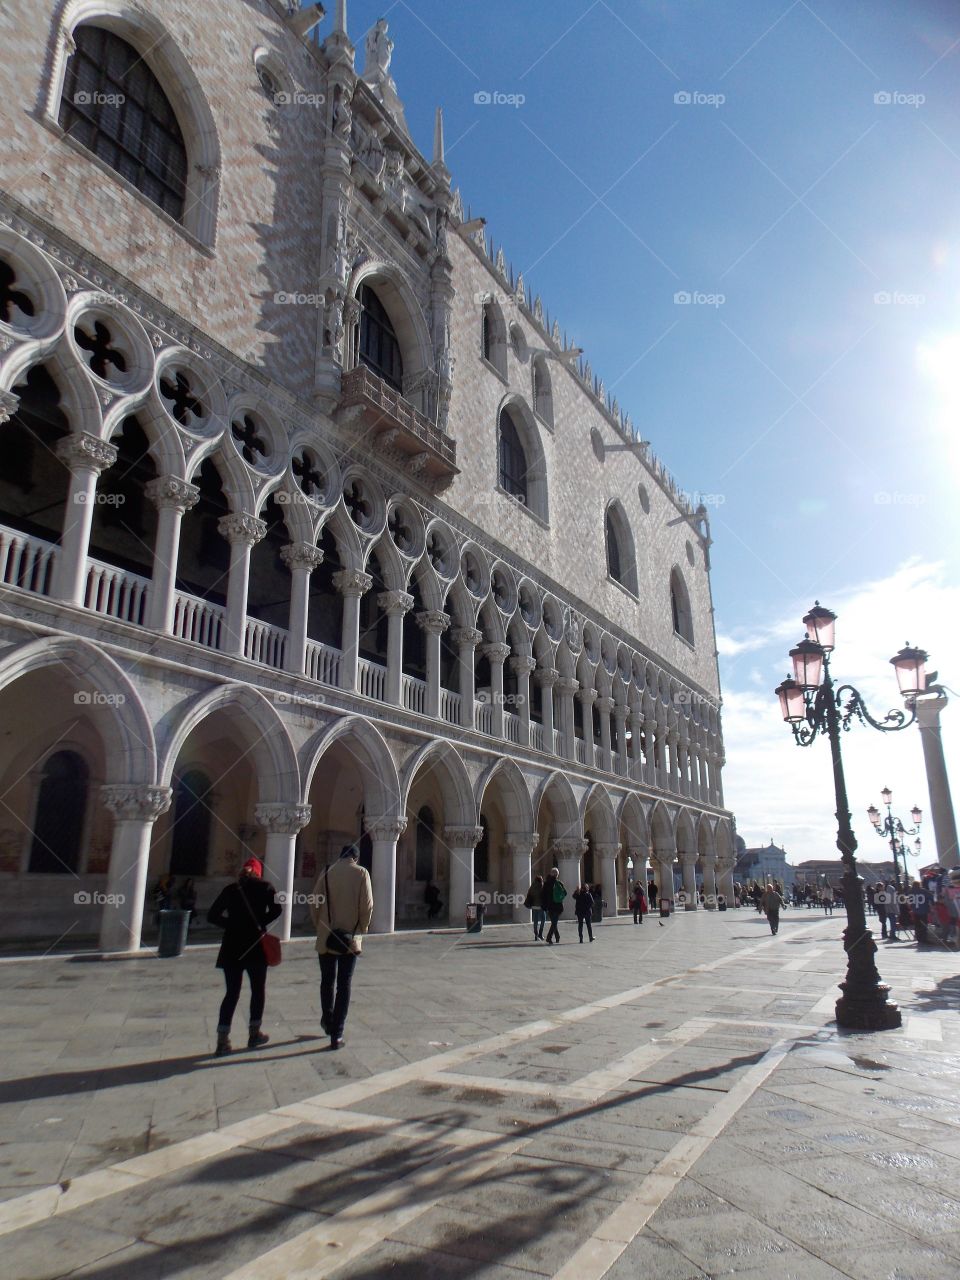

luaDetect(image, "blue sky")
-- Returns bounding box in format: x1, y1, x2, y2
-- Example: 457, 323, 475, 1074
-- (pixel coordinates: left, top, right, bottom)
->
342, 0, 960, 866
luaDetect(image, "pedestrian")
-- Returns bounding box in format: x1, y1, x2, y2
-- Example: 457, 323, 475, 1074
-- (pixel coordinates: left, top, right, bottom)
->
541, 866, 567, 945
821, 884, 834, 915
647, 879, 658, 910
525, 875, 545, 941
631, 880, 647, 924
311, 844, 373, 1050
879, 882, 899, 941
150, 873, 173, 927
423, 880, 442, 920
865, 882, 876, 915
207, 857, 281, 1057
760, 881, 784, 935
573, 883, 594, 942
912, 880, 930, 946
177, 876, 197, 929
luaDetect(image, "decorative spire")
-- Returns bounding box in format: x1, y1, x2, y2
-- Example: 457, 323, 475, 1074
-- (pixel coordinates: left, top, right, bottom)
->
335, 0, 347, 33
433, 106, 445, 166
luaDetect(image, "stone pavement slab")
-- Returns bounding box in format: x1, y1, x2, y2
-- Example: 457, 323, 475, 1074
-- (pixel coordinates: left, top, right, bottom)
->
2, 908, 959, 1279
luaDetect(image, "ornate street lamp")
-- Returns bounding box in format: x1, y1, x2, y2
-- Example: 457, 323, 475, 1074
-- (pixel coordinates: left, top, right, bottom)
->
867, 790, 922, 889
773, 602, 929, 1031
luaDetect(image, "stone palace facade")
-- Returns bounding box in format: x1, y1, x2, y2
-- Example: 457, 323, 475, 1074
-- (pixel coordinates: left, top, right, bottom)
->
0, 0, 736, 949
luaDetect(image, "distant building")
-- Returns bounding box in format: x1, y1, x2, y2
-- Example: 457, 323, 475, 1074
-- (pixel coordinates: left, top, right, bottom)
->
795, 859, 897, 888
736, 840, 794, 889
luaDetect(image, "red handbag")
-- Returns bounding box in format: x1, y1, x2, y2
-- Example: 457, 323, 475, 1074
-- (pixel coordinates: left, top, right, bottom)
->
260, 932, 282, 967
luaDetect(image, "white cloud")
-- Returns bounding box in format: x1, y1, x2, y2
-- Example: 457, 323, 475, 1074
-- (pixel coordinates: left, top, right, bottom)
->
721, 559, 959, 875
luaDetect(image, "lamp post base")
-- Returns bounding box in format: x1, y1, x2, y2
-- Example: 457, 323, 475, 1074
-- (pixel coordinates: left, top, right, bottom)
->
835, 983, 901, 1031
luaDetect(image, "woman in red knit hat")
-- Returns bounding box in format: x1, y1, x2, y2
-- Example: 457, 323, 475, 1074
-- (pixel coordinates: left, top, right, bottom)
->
207, 857, 282, 1056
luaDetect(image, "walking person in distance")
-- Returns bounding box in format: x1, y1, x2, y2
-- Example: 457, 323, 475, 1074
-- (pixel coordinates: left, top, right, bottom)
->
542, 866, 567, 945
632, 880, 647, 924
760, 881, 784, 935
525, 875, 545, 940
207, 857, 281, 1056
573, 883, 595, 942
311, 844, 373, 1050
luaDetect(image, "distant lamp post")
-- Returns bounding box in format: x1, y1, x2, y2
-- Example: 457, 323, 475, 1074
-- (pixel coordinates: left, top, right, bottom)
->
773, 601, 923, 1031
867, 790, 921, 889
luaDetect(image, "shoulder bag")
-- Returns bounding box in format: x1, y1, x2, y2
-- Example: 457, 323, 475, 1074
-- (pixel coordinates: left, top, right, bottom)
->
240, 881, 282, 966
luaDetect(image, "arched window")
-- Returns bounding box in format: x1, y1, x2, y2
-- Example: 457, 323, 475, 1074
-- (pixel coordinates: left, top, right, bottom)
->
169, 769, 214, 877
606, 502, 638, 594
59, 26, 188, 221
671, 568, 694, 645
358, 285, 403, 391
415, 806, 434, 881
481, 300, 507, 378
532, 355, 553, 427
498, 408, 528, 504
28, 750, 89, 873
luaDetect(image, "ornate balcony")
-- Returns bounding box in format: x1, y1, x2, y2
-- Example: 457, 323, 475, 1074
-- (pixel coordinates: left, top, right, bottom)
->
337, 365, 459, 492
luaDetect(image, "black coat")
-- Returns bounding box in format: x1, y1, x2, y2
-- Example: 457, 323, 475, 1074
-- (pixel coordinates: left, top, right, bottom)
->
541, 878, 566, 914
208, 878, 281, 969
573, 889, 594, 918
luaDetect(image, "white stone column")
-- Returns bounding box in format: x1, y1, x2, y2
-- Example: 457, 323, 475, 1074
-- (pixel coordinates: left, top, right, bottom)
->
536, 667, 559, 753
628, 846, 649, 902
716, 856, 736, 907
365, 815, 407, 934
668, 730, 680, 794
380, 591, 414, 705
281, 543, 324, 675
701, 852, 718, 909
916, 695, 959, 868
578, 687, 598, 766
54, 433, 118, 606
333, 569, 372, 693
646, 719, 660, 788
218, 513, 267, 657
481, 642, 511, 738
678, 730, 691, 797
507, 832, 538, 922
419, 609, 451, 719
99, 784, 172, 952
556, 677, 580, 762
511, 655, 537, 748
145, 476, 199, 633
255, 803, 312, 941
655, 848, 676, 908
626, 706, 643, 781
445, 825, 484, 925
596, 842, 620, 917
554, 836, 584, 891
597, 697, 615, 774
452, 626, 482, 729
680, 851, 699, 909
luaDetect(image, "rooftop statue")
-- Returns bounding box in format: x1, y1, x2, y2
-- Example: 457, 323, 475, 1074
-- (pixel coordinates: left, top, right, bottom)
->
362, 20, 410, 135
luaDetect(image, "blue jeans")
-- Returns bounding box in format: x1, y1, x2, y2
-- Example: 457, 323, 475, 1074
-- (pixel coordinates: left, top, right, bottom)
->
319, 952, 357, 1039
532, 908, 545, 938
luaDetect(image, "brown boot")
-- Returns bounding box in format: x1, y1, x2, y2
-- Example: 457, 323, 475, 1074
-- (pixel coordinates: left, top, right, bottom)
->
215, 1032, 232, 1057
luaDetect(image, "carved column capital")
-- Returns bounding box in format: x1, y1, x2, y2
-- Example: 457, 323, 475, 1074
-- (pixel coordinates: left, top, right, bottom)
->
281, 542, 324, 573
101, 784, 173, 822
417, 609, 451, 634
481, 642, 511, 665
377, 590, 414, 617
146, 475, 200, 513
510, 655, 538, 677
535, 667, 559, 688
451, 626, 483, 649
56, 432, 118, 473
0, 390, 20, 425
556, 677, 580, 697
552, 837, 588, 859
254, 802, 312, 835
218, 513, 267, 547
596, 696, 616, 715
595, 842, 621, 861
332, 569, 373, 597
506, 831, 539, 859
444, 825, 485, 849
577, 687, 598, 707
364, 815, 408, 842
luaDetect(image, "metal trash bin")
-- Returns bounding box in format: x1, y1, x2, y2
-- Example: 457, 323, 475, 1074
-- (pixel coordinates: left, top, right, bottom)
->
717, 894, 727, 912
465, 902, 485, 934
659, 897, 672, 918
158, 908, 191, 957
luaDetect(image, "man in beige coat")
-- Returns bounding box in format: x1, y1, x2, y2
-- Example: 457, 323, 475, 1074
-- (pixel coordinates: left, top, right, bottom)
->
310, 844, 374, 1050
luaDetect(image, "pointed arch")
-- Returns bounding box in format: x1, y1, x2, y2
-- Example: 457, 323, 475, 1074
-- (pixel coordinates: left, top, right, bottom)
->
618, 792, 650, 851
497, 395, 548, 521
399, 740, 475, 829
301, 715, 400, 818
532, 353, 553, 427
581, 782, 618, 844
670, 565, 694, 645
0, 636, 155, 785
534, 770, 580, 837
349, 261, 433, 404
605, 500, 638, 595
475, 757, 534, 833
481, 295, 508, 378
157, 684, 299, 804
